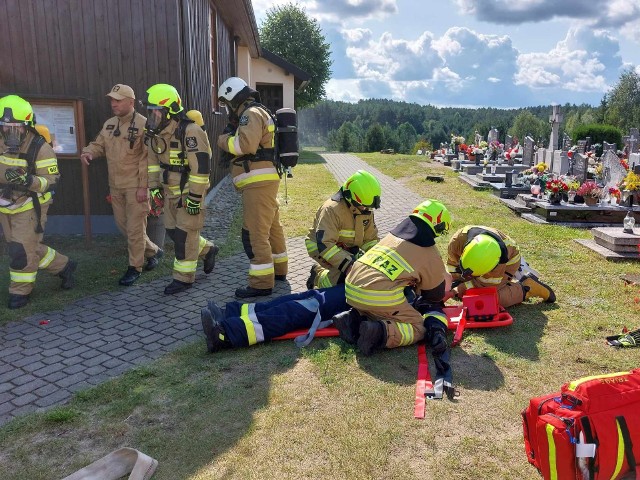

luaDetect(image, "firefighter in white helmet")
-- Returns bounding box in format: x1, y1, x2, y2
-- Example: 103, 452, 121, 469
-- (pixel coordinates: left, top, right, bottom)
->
217, 76, 288, 299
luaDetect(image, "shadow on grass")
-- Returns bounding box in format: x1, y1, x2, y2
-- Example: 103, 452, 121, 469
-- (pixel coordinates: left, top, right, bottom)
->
298, 150, 327, 164
483, 302, 555, 360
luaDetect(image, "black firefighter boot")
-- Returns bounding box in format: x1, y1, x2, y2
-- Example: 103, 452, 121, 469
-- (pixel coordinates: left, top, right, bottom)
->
332, 309, 364, 345
119, 266, 141, 286
203, 245, 219, 274
58, 260, 77, 290
145, 248, 164, 271
357, 320, 387, 356
201, 307, 232, 353
8, 293, 29, 309
164, 279, 193, 295
235, 286, 272, 299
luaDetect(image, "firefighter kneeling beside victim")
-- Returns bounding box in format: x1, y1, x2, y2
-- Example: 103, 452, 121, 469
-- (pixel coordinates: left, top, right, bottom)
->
333, 199, 452, 356
444, 226, 555, 308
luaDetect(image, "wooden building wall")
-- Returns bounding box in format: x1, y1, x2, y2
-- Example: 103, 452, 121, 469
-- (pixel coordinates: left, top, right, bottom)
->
0, 0, 237, 216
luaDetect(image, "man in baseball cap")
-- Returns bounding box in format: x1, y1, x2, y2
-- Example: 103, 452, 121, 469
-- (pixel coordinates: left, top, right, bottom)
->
81, 83, 163, 286
107, 84, 135, 100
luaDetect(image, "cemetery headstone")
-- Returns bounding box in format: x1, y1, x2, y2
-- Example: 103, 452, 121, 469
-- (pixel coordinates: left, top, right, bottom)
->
552, 150, 569, 176
488, 128, 499, 144
505, 134, 513, 149
630, 129, 639, 154
572, 153, 589, 183
577, 140, 587, 154
601, 149, 627, 191
548, 105, 564, 151
523, 136, 535, 166
562, 133, 572, 151
603, 141, 616, 152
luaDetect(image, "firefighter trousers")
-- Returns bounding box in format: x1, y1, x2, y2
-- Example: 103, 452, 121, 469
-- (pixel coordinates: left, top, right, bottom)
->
221, 285, 348, 347
350, 300, 427, 349
110, 187, 159, 271
310, 264, 345, 289
0, 202, 69, 296
240, 181, 288, 289
497, 281, 526, 308
163, 194, 215, 284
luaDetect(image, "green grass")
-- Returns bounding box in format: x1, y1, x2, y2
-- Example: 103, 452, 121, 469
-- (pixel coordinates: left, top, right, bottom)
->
1, 152, 640, 479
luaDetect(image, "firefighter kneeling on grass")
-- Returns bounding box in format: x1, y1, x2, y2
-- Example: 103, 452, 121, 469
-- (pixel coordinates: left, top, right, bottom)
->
444, 225, 555, 307
305, 170, 381, 290
333, 199, 452, 356
0, 95, 76, 309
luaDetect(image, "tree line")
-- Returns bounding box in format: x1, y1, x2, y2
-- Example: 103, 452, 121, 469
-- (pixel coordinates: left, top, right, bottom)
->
297, 69, 640, 153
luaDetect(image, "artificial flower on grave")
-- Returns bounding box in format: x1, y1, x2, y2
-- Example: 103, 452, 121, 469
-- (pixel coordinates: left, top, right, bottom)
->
479, 140, 488, 149
619, 171, 640, 192
535, 162, 548, 173
451, 134, 465, 145
608, 187, 621, 199
563, 176, 581, 192
594, 163, 603, 177
620, 158, 630, 171
546, 178, 569, 194
577, 180, 603, 198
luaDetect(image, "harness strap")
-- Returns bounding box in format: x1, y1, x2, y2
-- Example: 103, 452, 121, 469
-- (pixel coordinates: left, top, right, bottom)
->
26, 135, 46, 233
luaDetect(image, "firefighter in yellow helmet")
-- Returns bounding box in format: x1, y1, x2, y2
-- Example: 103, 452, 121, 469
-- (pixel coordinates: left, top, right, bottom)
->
0, 95, 76, 309
81, 84, 163, 287
144, 83, 218, 294
334, 199, 452, 356
445, 225, 555, 307
216, 76, 288, 298
305, 170, 380, 290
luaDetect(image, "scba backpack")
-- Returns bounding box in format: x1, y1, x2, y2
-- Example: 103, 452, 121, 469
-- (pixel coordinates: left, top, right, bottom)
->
522, 369, 640, 480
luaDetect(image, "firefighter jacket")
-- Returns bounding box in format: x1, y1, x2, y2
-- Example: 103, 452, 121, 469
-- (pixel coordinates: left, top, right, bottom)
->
82, 110, 149, 189
345, 217, 447, 313
216, 99, 279, 191
0, 131, 59, 215
147, 119, 211, 201
305, 191, 379, 274
446, 225, 521, 296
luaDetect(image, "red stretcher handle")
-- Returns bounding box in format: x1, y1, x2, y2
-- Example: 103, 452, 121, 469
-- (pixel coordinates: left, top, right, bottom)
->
273, 326, 339, 341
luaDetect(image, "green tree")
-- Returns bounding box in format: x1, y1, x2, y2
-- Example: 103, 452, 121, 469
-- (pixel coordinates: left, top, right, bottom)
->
329, 121, 363, 152
508, 111, 547, 142
603, 68, 640, 132
396, 122, 417, 154
259, 3, 332, 109
365, 123, 385, 152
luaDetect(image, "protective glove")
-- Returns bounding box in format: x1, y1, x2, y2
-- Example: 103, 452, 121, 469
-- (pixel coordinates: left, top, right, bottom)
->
185, 197, 201, 215
5, 167, 31, 186
219, 150, 233, 167
606, 328, 640, 348
149, 187, 164, 217
222, 123, 237, 135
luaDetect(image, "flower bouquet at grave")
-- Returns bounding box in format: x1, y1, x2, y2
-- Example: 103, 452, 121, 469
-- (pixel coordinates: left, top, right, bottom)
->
479, 140, 488, 150
576, 180, 602, 205
546, 178, 569, 204
535, 162, 548, 174
620, 158, 630, 171
609, 187, 621, 205
618, 171, 640, 205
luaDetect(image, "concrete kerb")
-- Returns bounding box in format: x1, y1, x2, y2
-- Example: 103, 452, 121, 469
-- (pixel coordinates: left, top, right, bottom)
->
0, 153, 425, 426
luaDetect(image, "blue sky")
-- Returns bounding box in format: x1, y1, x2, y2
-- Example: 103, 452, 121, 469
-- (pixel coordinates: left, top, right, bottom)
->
252, 0, 640, 108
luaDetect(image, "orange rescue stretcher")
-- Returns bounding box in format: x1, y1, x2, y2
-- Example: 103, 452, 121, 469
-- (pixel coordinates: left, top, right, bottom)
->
414, 287, 513, 418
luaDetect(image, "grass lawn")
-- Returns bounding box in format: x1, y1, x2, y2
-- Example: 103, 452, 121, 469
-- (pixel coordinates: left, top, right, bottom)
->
1, 152, 640, 479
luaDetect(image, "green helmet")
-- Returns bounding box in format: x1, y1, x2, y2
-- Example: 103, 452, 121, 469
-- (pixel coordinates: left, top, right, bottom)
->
342, 170, 381, 209
145, 84, 183, 114
459, 234, 501, 277
410, 199, 451, 236
0, 95, 34, 151
0, 95, 34, 125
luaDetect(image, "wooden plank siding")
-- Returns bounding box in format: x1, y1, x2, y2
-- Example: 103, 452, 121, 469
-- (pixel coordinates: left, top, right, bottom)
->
0, 0, 244, 216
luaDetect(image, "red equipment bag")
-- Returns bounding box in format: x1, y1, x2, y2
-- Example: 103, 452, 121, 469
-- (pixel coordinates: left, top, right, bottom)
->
522, 369, 640, 479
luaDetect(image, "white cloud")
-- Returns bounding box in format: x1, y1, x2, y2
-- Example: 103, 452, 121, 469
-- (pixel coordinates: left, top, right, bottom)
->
452, 0, 640, 28
514, 26, 621, 92
253, 0, 399, 26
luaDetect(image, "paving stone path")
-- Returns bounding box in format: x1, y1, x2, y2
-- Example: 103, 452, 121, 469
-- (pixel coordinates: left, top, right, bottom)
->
0, 153, 424, 426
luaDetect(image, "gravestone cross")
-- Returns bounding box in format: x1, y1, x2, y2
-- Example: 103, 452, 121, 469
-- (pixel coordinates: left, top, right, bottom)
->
523, 136, 535, 166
